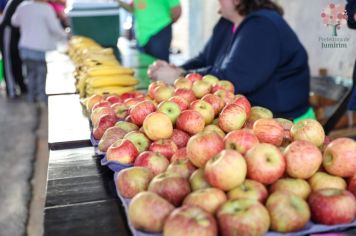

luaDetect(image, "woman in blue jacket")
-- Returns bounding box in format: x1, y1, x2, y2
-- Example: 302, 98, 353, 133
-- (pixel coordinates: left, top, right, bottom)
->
149, 0, 314, 121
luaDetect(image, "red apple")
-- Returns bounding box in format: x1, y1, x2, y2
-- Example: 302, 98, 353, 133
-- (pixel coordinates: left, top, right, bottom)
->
106, 139, 139, 164
245, 143, 285, 185
227, 179, 268, 204
124, 97, 146, 109
148, 172, 191, 206
218, 103, 247, 132
115, 167, 153, 198
348, 174, 356, 197
187, 131, 225, 168
185, 72, 203, 82
190, 100, 215, 125
124, 131, 151, 153
85, 94, 103, 112
143, 112, 173, 141
174, 77, 193, 90
171, 148, 188, 162
115, 120, 138, 132
111, 102, 129, 119
291, 119, 325, 147
149, 139, 178, 160
205, 150, 247, 191
203, 125, 225, 138
120, 91, 145, 100
252, 118, 284, 146
128, 191, 175, 233
192, 80, 212, 98
91, 106, 116, 127
232, 94, 251, 117
174, 88, 196, 104
169, 96, 189, 111
98, 126, 127, 152
158, 100, 181, 124
176, 110, 205, 135
224, 129, 259, 155
201, 94, 225, 116
148, 80, 166, 98
91, 101, 111, 113
189, 169, 211, 191
129, 100, 156, 126
183, 188, 227, 214
217, 199, 270, 236
163, 206, 218, 236
153, 85, 174, 103
134, 151, 169, 176
309, 172, 347, 192
93, 114, 117, 140
170, 129, 190, 149
284, 140, 322, 179
323, 137, 356, 177
213, 89, 235, 104
211, 80, 235, 94
308, 188, 356, 225
105, 95, 122, 104
275, 118, 294, 142
270, 178, 311, 200
266, 191, 310, 233
166, 159, 196, 179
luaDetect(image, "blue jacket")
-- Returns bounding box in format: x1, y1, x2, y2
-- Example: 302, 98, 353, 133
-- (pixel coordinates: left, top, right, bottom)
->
182, 10, 310, 119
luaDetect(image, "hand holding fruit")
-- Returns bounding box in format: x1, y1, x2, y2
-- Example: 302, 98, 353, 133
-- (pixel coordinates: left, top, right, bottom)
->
147, 60, 169, 79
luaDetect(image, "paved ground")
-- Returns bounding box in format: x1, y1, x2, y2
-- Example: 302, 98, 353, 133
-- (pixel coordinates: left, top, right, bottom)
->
0, 87, 47, 236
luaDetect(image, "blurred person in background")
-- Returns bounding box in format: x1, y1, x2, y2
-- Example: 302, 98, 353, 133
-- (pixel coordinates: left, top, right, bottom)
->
49, 0, 68, 28
0, 0, 7, 14
149, 0, 314, 122
117, 0, 181, 61
12, 0, 67, 103
347, 0, 356, 111
0, 0, 27, 98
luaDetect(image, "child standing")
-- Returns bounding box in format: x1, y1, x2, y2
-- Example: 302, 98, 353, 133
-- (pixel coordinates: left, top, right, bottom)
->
11, 0, 66, 103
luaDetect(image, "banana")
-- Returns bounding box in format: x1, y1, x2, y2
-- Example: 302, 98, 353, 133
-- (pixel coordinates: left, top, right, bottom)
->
86, 86, 135, 96
86, 66, 134, 77
86, 75, 138, 88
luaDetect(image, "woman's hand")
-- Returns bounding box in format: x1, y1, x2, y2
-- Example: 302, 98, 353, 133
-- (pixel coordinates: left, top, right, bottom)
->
147, 60, 169, 79
150, 64, 182, 85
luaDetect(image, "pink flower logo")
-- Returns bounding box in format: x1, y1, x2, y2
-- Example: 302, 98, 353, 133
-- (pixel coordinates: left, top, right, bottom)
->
321, 3, 348, 36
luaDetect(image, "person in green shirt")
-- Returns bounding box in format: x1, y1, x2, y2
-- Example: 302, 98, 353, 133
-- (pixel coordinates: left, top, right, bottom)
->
118, 0, 181, 61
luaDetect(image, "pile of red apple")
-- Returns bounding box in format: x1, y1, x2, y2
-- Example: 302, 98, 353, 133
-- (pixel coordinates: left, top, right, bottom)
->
83, 73, 356, 236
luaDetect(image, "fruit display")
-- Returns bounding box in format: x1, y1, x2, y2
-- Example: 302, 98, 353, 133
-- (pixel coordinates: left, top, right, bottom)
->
84, 71, 355, 235
68, 36, 139, 98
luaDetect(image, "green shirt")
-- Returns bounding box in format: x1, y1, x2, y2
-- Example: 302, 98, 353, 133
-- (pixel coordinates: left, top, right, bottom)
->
133, 0, 180, 46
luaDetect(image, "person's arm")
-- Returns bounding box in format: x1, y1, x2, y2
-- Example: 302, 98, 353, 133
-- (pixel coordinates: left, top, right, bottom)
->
117, 0, 133, 13
346, 0, 356, 29
10, 6, 20, 27
170, 5, 181, 23
45, 7, 67, 40
209, 17, 280, 94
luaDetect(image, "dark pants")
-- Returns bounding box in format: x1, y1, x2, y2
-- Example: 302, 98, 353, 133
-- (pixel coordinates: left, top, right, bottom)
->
142, 24, 172, 62
348, 60, 356, 111
22, 59, 47, 102
1, 26, 27, 97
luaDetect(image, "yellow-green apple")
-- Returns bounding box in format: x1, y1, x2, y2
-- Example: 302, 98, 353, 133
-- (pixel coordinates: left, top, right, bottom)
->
166, 159, 196, 179
128, 191, 174, 233
191, 80, 212, 98
185, 72, 203, 82
224, 129, 259, 155
143, 112, 173, 141
284, 140, 322, 179
171, 148, 188, 162
211, 80, 235, 94
163, 206, 218, 236
205, 150, 247, 191
91, 106, 116, 127
348, 174, 356, 197
170, 129, 190, 149
246, 106, 273, 128
129, 100, 156, 126
91, 100, 111, 113
93, 114, 118, 140
245, 143, 285, 185
134, 151, 169, 176
270, 178, 311, 200
233, 94, 251, 117
291, 119, 325, 147
105, 95, 122, 104
115, 167, 153, 198
187, 131, 225, 168
106, 139, 139, 164
115, 120, 138, 132
183, 188, 227, 214
218, 103, 247, 132
174, 77, 192, 90
153, 85, 174, 103
174, 88, 196, 103
253, 118, 284, 146
213, 89, 235, 104
123, 131, 151, 153
323, 137, 356, 177
85, 94, 103, 112
176, 110, 205, 135
158, 101, 181, 124
275, 118, 294, 143
168, 96, 189, 111
98, 126, 127, 152
202, 74, 219, 86
266, 191, 310, 233
190, 100, 215, 125
149, 139, 178, 160
227, 179, 268, 203
217, 199, 270, 236
203, 124, 225, 138
111, 102, 129, 119
148, 80, 166, 98
148, 172, 191, 206
189, 169, 211, 191
201, 94, 225, 116
308, 188, 356, 225
309, 172, 346, 191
